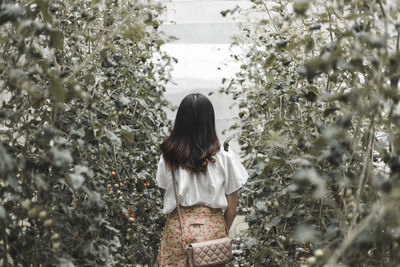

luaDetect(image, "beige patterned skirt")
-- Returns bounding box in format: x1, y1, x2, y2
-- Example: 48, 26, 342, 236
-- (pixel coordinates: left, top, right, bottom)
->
156, 205, 228, 267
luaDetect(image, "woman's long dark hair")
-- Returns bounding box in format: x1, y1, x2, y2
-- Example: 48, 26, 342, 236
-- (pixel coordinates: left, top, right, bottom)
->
161, 93, 220, 173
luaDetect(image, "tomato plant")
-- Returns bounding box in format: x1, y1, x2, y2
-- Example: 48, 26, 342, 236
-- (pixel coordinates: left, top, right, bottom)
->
0, 0, 174, 265
222, 0, 400, 265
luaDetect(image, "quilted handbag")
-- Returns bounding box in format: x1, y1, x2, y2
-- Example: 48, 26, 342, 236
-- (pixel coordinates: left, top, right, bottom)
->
171, 171, 233, 267
186, 237, 233, 267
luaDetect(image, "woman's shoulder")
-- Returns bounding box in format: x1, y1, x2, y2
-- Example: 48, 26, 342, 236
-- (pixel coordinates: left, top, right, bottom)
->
215, 148, 238, 163
157, 154, 165, 166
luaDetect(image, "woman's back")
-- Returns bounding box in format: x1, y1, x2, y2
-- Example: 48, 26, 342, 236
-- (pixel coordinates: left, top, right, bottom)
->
156, 149, 248, 214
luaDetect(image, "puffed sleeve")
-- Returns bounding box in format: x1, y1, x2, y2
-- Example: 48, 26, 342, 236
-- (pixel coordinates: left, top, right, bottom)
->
224, 150, 249, 195
156, 156, 169, 189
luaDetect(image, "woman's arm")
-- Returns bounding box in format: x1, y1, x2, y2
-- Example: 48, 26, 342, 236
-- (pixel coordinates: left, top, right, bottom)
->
224, 190, 238, 232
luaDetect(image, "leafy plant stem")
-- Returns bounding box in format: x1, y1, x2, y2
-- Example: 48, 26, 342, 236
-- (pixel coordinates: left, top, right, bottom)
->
131, 90, 140, 119
284, 121, 294, 138
51, 103, 58, 126
377, 0, 387, 20
325, 202, 381, 266
244, 133, 263, 169
261, 0, 297, 60
89, 111, 97, 141
319, 199, 322, 220
112, 144, 121, 183
261, 0, 278, 33
2, 223, 7, 267
377, 0, 389, 60
351, 116, 375, 230
350, 115, 363, 152
325, 75, 330, 92
328, 12, 334, 42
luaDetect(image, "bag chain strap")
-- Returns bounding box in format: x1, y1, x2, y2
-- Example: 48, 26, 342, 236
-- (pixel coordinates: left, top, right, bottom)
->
171, 170, 188, 249
171, 170, 230, 251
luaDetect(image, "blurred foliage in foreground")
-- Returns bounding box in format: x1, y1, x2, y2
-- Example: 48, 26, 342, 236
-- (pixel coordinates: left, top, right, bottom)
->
0, 0, 175, 265
221, 0, 400, 266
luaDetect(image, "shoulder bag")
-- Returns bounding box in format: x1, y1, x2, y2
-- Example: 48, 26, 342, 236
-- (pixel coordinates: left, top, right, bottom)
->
171, 171, 233, 267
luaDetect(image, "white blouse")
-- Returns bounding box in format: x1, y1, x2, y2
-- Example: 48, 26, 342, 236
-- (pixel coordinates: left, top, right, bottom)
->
156, 149, 249, 214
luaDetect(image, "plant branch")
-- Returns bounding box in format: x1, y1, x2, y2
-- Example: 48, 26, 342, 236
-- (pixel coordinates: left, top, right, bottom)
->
328, 12, 334, 42
260, 0, 297, 60
377, 0, 387, 19
377, 0, 388, 50
111, 144, 121, 183
261, 0, 278, 33
324, 202, 381, 266
350, 116, 375, 230
61, 13, 132, 85
2, 223, 7, 267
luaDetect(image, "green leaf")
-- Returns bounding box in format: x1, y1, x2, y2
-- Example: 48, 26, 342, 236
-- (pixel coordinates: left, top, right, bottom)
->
34, 175, 49, 190
0, 4, 26, 25
155, 39, 165, 47
323, 106, 339, 117
266, 130, 287, 148
0, 205, 6, 222
266, 216, 281, 227
220, 9, 231, 17
105, 129, 122, 149
50, 78, 65, 103
51, 147, 72, 167
120, 129, 134, 145
304, 36, 315, 51
264, 53, 277, 68
295, 224, 317, 242
38, 0, 53, 23
49, 30, 63, 49
293, 0, 309, 16
295, 169, 326, 198
0, 143, 13, 175
69, 165, 91, 190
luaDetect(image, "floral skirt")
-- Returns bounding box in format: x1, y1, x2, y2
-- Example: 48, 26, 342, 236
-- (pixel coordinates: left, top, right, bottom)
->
156, 206, 228, 267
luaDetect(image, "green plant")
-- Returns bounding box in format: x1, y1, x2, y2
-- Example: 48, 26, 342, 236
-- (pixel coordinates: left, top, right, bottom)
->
0, 0, 174, 265
222, 0, 400, 265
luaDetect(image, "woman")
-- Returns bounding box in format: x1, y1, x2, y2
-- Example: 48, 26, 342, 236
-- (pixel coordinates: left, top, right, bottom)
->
156, 93, 248, 266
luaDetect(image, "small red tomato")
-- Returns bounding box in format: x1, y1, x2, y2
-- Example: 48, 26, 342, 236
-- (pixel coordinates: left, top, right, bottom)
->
128, 207, 131, 212
111, 171, 117, 176
130, 213, 134, 218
